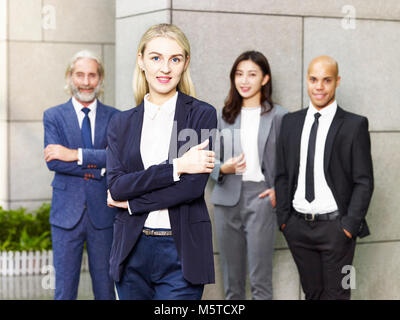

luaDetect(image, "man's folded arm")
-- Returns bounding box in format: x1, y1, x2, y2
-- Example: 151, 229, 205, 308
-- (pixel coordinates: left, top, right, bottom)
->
44, 111, 103, 180
81, 148, 107, 169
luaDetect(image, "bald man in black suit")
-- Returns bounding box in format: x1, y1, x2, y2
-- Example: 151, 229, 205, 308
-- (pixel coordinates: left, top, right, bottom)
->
275, 56, 374, 300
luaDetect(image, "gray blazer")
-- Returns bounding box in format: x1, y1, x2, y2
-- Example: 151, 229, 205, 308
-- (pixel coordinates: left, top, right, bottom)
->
210, 103, 287, 206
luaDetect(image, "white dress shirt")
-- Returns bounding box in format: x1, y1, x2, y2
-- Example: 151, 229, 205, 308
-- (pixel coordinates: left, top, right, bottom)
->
240, 106, 265, 182
292, 101, 339, 214
128, 92, 179, 229
72, 97, 96, 165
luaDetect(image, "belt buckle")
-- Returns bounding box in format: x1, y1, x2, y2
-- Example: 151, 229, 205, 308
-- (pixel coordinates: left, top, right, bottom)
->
305, 213, 315, 221
143, 229, 154, 236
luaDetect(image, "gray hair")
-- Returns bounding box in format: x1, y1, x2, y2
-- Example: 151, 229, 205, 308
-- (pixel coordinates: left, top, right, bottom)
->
64, 50, 105, 95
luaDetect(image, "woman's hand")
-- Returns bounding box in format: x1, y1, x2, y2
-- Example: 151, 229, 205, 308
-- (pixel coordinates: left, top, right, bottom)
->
258, 188, 276, 208
107, 190, 128, 209
176, 139, 215, 174
220, 153, 246, 175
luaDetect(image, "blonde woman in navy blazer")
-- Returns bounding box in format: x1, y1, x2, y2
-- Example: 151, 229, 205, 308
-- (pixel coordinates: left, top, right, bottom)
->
106, 24, 217, 300
210, 51, 287, 300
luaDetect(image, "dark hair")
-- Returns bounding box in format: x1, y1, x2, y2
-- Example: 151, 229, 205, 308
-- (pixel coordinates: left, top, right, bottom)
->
222, 51, 274, 124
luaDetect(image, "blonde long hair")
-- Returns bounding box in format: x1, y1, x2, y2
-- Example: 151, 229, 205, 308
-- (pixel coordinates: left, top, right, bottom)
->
133, 23, 196, 106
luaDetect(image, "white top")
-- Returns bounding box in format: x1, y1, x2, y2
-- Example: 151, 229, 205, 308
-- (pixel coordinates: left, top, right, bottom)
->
240, 106, 265, 182
139, 92, 179, 229
72, 97, 96, 165
292, 101, 339, 214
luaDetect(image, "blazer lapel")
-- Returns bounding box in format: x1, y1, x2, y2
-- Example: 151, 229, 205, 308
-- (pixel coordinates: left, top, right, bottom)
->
168, 91, 193, 160
232, 112, 242, 157
293, 109, 308, 176
62, 99, 83, 148
128, 102, 145, 170
257, 103, 274, 164
324, 106, 345, 175
222, 112, 243, 158
94, 101, 106, 148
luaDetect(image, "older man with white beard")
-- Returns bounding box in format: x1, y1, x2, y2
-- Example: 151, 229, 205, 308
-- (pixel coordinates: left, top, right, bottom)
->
43, 50, 119, 300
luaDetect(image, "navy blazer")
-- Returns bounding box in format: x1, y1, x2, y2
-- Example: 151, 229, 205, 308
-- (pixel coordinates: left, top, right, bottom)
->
106, 92, 217, 284
43, 99, 119, 229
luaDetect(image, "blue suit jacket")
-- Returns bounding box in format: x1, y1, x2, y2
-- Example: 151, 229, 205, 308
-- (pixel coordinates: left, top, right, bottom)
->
43, 99, 119, 230
106, 92, 217, 284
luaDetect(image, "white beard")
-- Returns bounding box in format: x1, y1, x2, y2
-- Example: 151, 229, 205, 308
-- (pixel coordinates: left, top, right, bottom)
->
70, 82, 101, 102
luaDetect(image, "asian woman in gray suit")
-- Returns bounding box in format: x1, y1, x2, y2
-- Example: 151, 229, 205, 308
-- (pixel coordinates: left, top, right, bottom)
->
210, 51, 287, 300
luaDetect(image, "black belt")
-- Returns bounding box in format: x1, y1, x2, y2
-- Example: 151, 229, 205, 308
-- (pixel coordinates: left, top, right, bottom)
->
142, 228, 173, 236
293, 210, 340, 222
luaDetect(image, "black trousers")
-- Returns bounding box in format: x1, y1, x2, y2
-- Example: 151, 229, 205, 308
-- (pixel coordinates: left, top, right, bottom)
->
283, 214, 356, 300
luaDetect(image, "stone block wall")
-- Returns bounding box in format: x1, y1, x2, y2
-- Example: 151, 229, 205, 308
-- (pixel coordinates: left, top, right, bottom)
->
115, 0, 400, 299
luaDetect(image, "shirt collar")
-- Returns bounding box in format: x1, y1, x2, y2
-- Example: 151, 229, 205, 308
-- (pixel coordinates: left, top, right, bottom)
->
144, 92, 178, 120
72, 97, 97, 115
308, 100, 337, 119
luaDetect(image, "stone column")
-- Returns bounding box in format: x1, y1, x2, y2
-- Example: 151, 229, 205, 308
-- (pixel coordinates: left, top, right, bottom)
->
2, 0, 116, 210
0, 0, 9, 209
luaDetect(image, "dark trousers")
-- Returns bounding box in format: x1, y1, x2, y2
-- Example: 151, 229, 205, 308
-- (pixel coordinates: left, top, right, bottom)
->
283, 214, 356, 300
51, 211, 115, 300
115, 231, 204, 300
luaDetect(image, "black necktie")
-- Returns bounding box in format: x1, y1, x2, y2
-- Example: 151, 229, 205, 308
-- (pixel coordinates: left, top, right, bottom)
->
305, 112, 321, 202
81, 108, 93, 149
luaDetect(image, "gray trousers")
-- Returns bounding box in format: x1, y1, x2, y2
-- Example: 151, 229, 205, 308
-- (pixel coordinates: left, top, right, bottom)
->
214, 181, 277, 300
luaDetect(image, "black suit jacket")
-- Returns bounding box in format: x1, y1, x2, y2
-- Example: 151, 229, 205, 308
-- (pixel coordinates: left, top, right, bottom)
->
275, 106, 374, 238
106, 92, 217, 284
